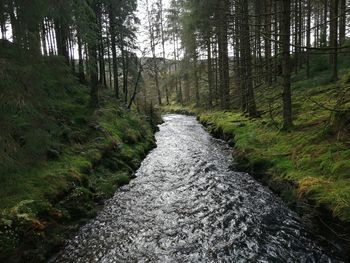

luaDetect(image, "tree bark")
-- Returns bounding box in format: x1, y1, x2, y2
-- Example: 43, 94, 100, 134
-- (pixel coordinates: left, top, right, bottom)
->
240, 0, 257, 116
306, 0, 311, 78
339, 0, 346, 45
217, 0, 230, 109
330, 0, 339, 81
89, 43, 99, 108
206, 35, 213, 108
264, 0, 272, 85
281, 0, 293, 128
77, 32, 86, 83
109, 6, 119, 99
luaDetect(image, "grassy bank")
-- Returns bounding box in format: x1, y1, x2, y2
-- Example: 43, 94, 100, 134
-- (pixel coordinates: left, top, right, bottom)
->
163, 61, 350, 223
0, 42, 156, 262
162, 65, 350, 253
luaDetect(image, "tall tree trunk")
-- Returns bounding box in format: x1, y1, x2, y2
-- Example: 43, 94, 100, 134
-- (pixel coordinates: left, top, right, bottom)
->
330, 0, 339, 81
294, 0, 299, 74
47, 20, 55, 55
159, 0, 169, 105
194, 51, 200, 106
0, 1, 6, 39
146, 0, 162, 105
207, 35, 213, 108
77, 32, 86, 83
273, 0, 279, 83
121, 43, 129, 104
217, 0, 230, 109
233, 6, 242, 109
339, 0, 346, 45
96, 3, 106, 86
254, 0, 262, 85
68, 33, 75, 73
241, 0, 257, 117
297, 0, 303, 68
264, 0, 272, 85
306, 0, 311, 78
321, 0, 328, 47
8, 0, 19, 44
314, 5, 320, 48
54, 20, 69, 62
173, 32, 180, 104
214, 38, 219, 105
281, 0, 293, 128
89, 43, 99, 108
109, 6, 119, 98
41, 20, 48, 56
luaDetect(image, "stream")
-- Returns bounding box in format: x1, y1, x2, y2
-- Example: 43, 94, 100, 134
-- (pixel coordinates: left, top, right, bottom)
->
51, 114, 341, 262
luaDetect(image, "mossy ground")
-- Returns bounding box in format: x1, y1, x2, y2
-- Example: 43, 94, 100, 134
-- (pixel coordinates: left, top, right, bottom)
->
0, 42, 156, 262
162, 53, 350, 224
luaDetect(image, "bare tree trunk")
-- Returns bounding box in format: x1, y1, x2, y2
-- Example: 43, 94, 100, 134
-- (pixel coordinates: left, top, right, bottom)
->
159, 0, 169, 105
54, 20, 69, 63
306, 0, 311, 78
121, 42, 129, 104
97, 4, 106, 87
77, 32, 86, 83
281, 0, 293, 128
330, 0, 339, 81
242, 0, 257, 116
89, 43, 99, 108
321, 0, 328, 47
207, 35, 213, 108
339, 0, 346, 45
41, 20, 48, 56
47, 20, 55, 55
194, 50, 200, 106
128, 59, 143, 109
217, 0, 230, 109
294, 0, 299, 74
273, 0, 279, 83
109, 6, 119, 98
146, 0, 162, 105
264, 0, 272, 85
213, 38, 219, 105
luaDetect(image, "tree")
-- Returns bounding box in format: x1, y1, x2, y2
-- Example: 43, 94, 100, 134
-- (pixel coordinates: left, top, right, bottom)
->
281, 0, 293, 128
146, 0, 162, 105
330, 0, 339, 81
216, 0, 230, 109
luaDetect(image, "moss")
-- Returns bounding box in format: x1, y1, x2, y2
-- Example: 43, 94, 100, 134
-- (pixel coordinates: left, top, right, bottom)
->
170, 66, 350, 223
0, 47, 156, 262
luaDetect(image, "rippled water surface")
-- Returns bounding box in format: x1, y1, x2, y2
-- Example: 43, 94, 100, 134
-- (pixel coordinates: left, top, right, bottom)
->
51, 114, 339, 263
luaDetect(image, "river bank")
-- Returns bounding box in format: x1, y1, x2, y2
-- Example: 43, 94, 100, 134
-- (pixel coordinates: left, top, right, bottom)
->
0, 102, 156, 263
51, 114, 339, 262
162, 105, 350, 260
0, 45, 157, 262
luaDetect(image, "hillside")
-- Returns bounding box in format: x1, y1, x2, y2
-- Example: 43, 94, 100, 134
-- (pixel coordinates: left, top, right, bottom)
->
162, 50, 350, 255
0, 41, 156, 262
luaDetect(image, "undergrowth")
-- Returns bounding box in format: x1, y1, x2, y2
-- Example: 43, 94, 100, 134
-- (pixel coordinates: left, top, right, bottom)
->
0, 42, 156, 262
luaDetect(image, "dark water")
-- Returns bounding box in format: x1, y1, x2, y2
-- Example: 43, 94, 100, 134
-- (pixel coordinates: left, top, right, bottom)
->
51, 114, 340, 263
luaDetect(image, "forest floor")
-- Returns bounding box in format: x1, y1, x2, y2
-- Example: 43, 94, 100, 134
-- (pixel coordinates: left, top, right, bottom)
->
162, 60, 350, 250
0, 42, 156, 262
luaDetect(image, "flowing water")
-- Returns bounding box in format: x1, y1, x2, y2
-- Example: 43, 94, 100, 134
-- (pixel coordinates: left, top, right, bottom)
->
51, 114, 340, 263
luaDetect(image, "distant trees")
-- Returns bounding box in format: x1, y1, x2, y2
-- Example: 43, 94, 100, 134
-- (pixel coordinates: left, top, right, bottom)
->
154, 0, 349, 127
1, 0, 349, 121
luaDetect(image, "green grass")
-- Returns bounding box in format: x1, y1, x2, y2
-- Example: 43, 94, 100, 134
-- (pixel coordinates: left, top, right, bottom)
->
163, 52, 350, 222
196, 103, 350, 221
0, 43, 156, 262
